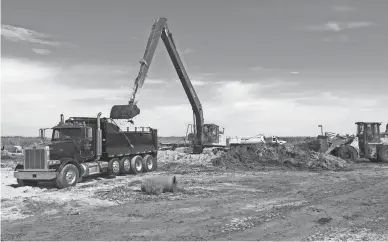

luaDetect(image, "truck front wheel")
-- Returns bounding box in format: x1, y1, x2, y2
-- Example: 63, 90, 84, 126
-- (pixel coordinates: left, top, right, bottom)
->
56, 164, 79, 189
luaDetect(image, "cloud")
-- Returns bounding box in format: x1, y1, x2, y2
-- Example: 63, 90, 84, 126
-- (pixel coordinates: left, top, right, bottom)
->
173, 77, 206, 86
289, 71, 299, 75
32, 48, 52, 55
323, 34, 353, 43
191, 80, 205, 86
1, 57, 60, 83
332, 5, 355, 13
1, 24, 76, 47
183, 48, 193, 54
146, 79, 166, 84
249, 66, 278, 72
1, 57, 386, 137
303, 21, 376, 32
294, 92, 386, 119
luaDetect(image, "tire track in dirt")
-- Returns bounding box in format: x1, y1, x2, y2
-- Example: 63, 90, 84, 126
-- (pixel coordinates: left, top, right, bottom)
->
215, 171, 388, 240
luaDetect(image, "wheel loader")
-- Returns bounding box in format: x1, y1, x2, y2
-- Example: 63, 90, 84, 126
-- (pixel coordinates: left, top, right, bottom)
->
317, 122, 388, 162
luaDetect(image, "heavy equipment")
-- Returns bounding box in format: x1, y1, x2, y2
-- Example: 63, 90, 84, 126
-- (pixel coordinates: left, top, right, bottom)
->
355, 122, 388, 162
14, 113, 158, 189
227, 134, 266, 147
110, 17, 226, 154
271, 136, 287, 145
316, 122, 388, 162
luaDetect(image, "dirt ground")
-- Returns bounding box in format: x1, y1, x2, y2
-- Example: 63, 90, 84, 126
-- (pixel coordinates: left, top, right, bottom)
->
2, 151, 388, 241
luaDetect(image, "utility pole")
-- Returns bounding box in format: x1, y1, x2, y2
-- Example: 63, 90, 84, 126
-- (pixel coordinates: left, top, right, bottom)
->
318, 125, 323, 135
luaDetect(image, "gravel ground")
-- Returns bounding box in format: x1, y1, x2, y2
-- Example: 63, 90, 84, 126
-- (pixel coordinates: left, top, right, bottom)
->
2, 151, 388, 240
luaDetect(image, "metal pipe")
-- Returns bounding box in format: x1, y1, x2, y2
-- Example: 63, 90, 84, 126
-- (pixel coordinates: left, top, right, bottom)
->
60, 114, 64, 124
141, 175, 177, 194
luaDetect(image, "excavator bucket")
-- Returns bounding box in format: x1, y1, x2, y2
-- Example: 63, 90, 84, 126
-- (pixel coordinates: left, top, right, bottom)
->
110, 103, 141, 119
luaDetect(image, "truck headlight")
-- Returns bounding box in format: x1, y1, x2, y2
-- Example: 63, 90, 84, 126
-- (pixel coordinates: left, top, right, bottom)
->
48, 160, 60, 165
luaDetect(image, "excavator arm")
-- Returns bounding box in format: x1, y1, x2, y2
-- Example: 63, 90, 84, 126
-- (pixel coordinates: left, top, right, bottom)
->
110, 18, 204, 152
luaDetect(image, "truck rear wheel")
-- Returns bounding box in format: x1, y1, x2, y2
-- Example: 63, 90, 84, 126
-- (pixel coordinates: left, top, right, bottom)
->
142, 155, 155, 172
378, 145, 388, 162
130, 156, 143, 174
56, 164, 79, 189
119, 157, 131, 174
108, 158, 120, 176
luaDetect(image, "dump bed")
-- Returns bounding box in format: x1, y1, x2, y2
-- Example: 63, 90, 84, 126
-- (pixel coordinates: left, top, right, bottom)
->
102, 121, 158, 158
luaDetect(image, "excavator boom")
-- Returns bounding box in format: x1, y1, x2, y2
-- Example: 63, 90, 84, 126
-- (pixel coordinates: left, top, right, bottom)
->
110, 18, 204, 151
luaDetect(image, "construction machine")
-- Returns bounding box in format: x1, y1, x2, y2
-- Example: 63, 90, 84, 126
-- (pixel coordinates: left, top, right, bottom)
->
355, 122, 388, 162
14, 113, 159, 189
316, 122, 388, 162
109, 17, 226, 154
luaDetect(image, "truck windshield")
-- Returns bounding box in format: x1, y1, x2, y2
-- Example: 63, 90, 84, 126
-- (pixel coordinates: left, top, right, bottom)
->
52, 128, 82, 141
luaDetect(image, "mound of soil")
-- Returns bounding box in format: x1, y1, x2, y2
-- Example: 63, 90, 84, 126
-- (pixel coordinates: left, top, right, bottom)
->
211, 143, 352, 171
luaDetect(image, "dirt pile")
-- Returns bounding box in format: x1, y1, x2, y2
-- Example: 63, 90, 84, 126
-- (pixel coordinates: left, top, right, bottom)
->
211, 143, 352, 171
157, 150, 216, 173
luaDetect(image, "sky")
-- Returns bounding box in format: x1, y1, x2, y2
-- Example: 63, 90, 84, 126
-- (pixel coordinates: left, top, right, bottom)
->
1, 0, 387, 137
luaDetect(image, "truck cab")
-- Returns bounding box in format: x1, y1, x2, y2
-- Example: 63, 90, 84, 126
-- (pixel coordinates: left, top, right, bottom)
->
50, 123, 95, 160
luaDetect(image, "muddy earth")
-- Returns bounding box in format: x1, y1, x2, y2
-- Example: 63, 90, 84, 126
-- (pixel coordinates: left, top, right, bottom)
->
2, 150, 388, 241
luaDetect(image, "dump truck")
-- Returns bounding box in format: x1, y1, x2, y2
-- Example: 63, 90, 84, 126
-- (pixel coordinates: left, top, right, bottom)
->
109, 17, 227, 154
14, 113, 158, 189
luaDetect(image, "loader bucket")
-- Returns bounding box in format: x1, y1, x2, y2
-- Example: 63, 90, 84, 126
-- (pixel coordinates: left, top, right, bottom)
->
110, 103, 141, 119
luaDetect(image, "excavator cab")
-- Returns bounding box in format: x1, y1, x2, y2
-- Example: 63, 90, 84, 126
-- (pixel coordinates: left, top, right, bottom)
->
203, 124, 221, 144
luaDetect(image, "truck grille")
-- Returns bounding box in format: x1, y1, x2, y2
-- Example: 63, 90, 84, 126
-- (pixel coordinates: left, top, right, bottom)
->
24, 146, 49, 169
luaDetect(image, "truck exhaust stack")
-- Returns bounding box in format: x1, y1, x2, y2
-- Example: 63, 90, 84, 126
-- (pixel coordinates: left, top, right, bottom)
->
110, 102, 141, 119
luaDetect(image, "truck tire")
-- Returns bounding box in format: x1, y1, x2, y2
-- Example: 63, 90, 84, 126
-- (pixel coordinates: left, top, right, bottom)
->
119, 157, 131, 174
56, 164, 79, 189
153, 155, 158, 171
337, 145, 358, 161
378, 145, 388, 162
142, 155, 155, 172
108, 158, 120, 176
17, 179, 38, 187
130, 156, 143, 174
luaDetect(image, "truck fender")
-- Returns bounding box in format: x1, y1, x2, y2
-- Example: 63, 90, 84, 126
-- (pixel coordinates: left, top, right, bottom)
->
59, 158, 82, 176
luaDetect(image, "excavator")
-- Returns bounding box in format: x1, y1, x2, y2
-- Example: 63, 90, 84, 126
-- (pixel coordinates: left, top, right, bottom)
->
110, 17, 227, 154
